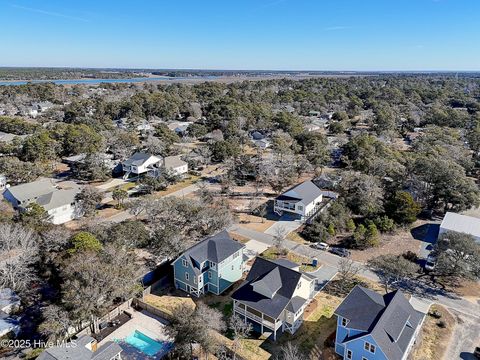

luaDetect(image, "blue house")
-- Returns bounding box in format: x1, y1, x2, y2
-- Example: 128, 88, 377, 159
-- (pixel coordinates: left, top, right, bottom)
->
172, 231, 245, 297
334, 286, 424, 360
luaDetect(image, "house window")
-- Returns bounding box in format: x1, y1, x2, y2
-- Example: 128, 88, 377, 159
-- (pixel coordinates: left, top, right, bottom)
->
208, 271, 212, 279
364, 342, 375, 353
182, 259, 188, 267
362, 357, 368, 360
193, 277, 197, 284
297, 205, 303, 211
210, 261, 216, 269
297, 282, 302, 289
185, 273, 189, 281
231, 265, 234, 270
346, 349, 352, 359
342, 318, 348, 327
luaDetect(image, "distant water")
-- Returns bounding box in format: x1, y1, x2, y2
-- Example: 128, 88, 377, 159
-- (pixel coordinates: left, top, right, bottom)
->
0, 76, 217, 86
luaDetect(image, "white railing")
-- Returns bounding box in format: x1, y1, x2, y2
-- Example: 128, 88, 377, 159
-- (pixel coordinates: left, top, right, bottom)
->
234, 307, 276, 329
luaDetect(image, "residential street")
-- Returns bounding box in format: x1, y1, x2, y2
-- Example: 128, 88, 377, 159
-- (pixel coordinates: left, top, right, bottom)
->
230, 222, 480, 360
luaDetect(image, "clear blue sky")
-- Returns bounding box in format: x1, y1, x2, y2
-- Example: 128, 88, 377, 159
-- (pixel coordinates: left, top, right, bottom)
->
1, 0, 479, 71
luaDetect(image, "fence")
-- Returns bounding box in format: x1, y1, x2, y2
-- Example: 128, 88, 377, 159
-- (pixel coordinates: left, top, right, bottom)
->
132, 298, 173, 321
76, 298, 133, 337
142, 275, 170, 299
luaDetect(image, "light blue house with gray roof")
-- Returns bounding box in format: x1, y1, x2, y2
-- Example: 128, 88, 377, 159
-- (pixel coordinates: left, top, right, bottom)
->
334, 286, 424, 360
172, 231, 245, 297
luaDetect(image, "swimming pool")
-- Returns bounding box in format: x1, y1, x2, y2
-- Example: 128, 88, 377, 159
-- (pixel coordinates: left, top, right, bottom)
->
122, 330, 172, 357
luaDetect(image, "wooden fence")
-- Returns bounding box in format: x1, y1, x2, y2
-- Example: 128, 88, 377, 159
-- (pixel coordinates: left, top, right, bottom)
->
76, 298, 133, 337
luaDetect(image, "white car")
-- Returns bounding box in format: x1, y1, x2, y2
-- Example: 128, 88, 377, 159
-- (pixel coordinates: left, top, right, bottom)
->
424, 254, 437, 271
312, 242, 330, 251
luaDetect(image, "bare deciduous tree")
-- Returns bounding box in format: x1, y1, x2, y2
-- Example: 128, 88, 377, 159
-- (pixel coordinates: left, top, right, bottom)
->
229, 314, 252, 360
0, 224, 39, 292
280, 342, 306, 360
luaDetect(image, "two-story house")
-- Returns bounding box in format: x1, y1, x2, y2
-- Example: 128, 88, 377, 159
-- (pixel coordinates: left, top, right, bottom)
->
122, 152, 162, 179
273, 180, 324, 221
231, 257, 316, 341
334, 286, 424, 360
172, 231, 245, 297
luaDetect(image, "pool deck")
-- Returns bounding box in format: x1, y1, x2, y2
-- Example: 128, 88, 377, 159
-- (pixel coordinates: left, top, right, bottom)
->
98, 309, 170, 347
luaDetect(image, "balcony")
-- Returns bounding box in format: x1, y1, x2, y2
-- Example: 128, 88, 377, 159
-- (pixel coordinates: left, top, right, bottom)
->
234, 305, 277, 330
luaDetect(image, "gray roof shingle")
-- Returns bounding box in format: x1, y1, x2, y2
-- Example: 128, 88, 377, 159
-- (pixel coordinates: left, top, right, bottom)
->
276, 180, 323, 205
5, 179, 55, 202
179, 231, 245, 273
335, 286, 424, 360
231, 257, 305, 319
37, 335, 122, 360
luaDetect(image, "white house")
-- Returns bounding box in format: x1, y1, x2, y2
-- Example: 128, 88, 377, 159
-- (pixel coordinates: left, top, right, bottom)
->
122, 152, 162, 179
3, 179, 81, 225
231, 257, 316, 341
439, 212, 480, 243
274, 180, 324, 220
164, 155, 188, 176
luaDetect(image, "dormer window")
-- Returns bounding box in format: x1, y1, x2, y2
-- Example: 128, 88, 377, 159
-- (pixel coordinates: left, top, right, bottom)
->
342, 318, 348, 327
182, 259, 188, 267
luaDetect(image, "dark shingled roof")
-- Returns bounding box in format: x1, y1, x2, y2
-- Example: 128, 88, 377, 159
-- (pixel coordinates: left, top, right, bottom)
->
122, 152, 156, 166
37, 335, 122, 360
276, 180, 323, 205
335, 286, 424, 360
231, 257, 306, 319
176, 231, 245, 274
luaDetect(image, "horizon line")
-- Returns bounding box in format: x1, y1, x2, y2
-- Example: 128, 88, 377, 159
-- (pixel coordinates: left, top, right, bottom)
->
1, 66, 480, 73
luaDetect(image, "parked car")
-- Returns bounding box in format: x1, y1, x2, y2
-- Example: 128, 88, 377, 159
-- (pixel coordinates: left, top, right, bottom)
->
312, 242, 330, 251
330, 247, 351, 257
424, 254, 437, 271
474, 346, 480, 359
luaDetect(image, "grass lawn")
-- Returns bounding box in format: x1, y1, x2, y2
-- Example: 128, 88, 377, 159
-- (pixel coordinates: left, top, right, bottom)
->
286, 230, 308, 245
117, 182, 136, 191
260, 247, 321, 272
263, 292, 342, 359
411, 305, 455, 360
153, 175, 200, 198
228, 231, 251, 244
237, 213, 276, 233
143, 294, 196, 317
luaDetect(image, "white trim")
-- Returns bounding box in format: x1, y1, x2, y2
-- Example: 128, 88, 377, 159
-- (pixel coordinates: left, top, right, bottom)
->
346, 349, 353, 360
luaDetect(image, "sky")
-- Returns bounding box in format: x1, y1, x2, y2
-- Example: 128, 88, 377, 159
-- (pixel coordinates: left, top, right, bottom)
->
0, 0, 479, 71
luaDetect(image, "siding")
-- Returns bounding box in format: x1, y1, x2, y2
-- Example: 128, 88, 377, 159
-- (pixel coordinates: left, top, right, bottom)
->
344, 335, 387, 360
218, 249, 244, 293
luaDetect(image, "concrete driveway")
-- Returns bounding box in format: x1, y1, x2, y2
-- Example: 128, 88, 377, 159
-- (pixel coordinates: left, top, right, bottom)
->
307, 265, 338, 292
264, 214, 303, 237
244, 239, 270, 260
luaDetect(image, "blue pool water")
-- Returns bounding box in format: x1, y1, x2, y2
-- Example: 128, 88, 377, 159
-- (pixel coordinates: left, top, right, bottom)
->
122, 330, 172, 357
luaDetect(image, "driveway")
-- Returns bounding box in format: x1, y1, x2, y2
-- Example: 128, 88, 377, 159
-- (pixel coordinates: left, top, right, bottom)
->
164, 184, 198, 198
96, 178, 132, 191
307, 265, 338, 292
264, 214, 303, 237
244, 239, 270, 260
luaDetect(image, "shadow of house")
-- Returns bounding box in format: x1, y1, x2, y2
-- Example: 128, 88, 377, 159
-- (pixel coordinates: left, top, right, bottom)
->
411, 223, 439, 251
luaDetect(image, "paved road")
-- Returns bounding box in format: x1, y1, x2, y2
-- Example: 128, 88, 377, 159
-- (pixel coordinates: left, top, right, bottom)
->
445, 309, 480, 360
230, 222, 480, 360
164, 184, 198, 198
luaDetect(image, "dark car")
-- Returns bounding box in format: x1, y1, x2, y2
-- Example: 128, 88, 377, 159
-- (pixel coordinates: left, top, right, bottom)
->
474, 346, 480, 359
330, 247, 351, 257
